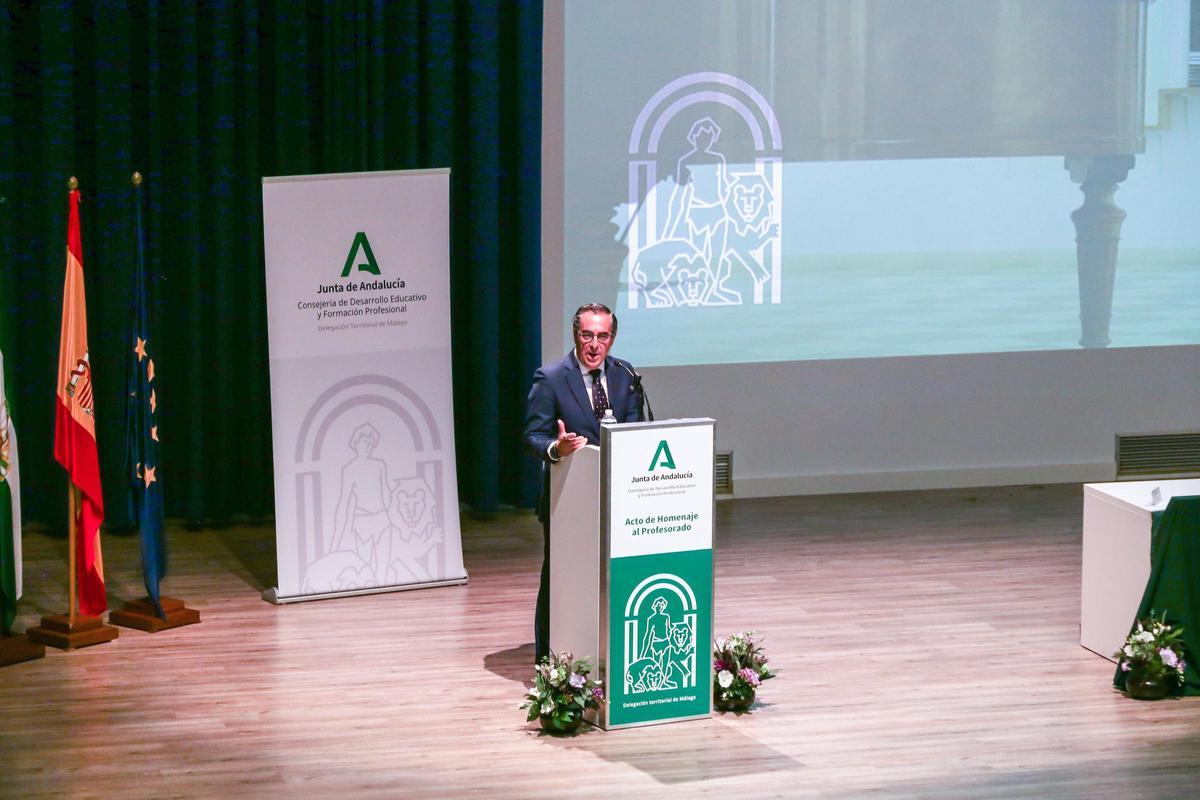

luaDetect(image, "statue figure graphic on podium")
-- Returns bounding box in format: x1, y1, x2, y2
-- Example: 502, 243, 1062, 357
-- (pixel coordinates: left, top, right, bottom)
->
624, 587, 697, 695
640, 596, 677, 688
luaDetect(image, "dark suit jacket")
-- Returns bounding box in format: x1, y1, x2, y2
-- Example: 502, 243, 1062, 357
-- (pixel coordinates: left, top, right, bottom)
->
523, 351, 645, 522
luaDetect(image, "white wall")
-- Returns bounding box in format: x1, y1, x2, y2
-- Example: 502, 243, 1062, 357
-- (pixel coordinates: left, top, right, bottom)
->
641, 346, 1200, 495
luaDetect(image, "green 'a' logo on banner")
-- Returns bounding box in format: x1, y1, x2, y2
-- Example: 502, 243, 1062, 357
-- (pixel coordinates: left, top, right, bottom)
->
341, 232, 381, 277
648, 439, 676, 471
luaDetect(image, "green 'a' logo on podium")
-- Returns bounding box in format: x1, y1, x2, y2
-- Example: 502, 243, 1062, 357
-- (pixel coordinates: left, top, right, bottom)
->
341, 232, 381, 277
649, 439, 676, 471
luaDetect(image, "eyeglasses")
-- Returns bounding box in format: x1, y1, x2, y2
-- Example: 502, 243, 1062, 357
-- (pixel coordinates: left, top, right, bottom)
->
577, 331, 613, 343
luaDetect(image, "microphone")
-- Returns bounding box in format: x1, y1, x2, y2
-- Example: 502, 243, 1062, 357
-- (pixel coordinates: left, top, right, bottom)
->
616, 360, 654, 422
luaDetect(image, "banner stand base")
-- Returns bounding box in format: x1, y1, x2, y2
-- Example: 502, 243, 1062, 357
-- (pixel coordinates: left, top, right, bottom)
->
0, 634, 46, 667
27, 613, 119, 650
109, 596, 201, 633
262, 574, 469, 605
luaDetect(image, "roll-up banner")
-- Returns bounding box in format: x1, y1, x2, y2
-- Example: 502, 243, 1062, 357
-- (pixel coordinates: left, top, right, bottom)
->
261, 169, 466, 603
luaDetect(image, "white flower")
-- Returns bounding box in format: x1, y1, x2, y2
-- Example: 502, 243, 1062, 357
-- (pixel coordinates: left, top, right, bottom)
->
718, 670, 734, 688
1136, 630, 1155, 643
541, 700, 555, 715
1123, 645, 1135, 657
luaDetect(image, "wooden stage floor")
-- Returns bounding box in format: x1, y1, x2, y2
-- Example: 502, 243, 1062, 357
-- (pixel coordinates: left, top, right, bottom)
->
2, 484, 1197, 799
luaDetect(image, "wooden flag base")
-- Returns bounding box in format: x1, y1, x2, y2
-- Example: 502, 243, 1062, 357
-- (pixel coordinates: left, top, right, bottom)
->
0, 634, 47, 667
108, 596, 200, 632
27, 614, 119, 650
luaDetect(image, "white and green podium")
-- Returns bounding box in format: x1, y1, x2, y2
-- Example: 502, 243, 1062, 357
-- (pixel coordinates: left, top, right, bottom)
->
550, 418, 714, 729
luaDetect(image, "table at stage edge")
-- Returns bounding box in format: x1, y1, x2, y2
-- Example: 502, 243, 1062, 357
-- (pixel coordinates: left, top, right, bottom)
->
1080, 478, 1200, 661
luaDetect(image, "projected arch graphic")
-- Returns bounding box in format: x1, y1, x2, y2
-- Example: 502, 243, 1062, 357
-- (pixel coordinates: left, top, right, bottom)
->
622, 572, 699, 694
623, 72, 783, 310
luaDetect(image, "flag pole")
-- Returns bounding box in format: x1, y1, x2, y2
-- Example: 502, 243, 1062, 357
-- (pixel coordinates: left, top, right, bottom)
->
26, 177, 118, 650
109, 170, 201, 634
66, 176, 79, 629
67, 482, 76, 626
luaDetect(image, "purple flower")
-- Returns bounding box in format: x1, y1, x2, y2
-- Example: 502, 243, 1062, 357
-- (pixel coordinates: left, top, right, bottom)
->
569, 673, 586, 689
1160, 648, 1180, 669
592, 686, 605, 701
739, 667, 761, 687
713, 659, 727, 672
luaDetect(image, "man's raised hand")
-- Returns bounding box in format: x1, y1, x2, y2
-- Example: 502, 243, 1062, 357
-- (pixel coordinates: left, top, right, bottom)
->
555, 419, 586, 458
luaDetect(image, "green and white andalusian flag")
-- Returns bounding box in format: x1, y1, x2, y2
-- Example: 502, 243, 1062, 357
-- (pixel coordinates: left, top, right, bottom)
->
0, 348, 22, 636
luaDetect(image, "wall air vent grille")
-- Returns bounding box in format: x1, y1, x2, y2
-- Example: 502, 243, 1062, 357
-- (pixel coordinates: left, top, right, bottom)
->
714, 451, 733, 497
1116, 432, 1200, 479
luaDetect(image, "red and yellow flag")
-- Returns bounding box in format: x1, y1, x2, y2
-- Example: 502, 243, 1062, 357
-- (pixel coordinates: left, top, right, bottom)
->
53, 187, 106, 616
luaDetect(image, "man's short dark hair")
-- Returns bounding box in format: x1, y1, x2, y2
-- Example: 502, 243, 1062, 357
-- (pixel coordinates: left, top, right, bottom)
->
572, 302, 618, 337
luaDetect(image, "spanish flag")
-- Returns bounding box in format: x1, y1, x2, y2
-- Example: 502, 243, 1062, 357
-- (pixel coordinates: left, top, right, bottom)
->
54, 186, 106, 616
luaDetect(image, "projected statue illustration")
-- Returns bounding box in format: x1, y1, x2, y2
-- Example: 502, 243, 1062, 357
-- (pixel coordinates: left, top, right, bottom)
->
665, 118, 731, 304
618, 72, 783, 310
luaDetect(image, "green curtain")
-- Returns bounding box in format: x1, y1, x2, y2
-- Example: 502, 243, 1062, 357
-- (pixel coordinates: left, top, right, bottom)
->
0, 0, 542, 530
1114, 495, 1200, 696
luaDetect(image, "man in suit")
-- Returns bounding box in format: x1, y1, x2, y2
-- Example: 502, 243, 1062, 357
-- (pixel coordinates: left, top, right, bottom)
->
523, 302, 645, 661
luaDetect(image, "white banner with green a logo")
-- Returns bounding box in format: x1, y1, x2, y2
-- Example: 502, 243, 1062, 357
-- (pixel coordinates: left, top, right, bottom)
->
601, 418, 714, 728
261, 169, 466, 603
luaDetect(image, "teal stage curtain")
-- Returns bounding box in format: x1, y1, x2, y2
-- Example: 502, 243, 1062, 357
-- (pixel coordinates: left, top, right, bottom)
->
1114, 495, 1200, 696
0, 1, 542, 529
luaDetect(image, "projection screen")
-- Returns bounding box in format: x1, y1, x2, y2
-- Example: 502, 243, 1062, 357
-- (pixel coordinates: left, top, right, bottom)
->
543, 0, 1199, 495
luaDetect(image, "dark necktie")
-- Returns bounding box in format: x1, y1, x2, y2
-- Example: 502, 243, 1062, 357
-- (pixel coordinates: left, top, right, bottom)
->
589, 369, 609, 422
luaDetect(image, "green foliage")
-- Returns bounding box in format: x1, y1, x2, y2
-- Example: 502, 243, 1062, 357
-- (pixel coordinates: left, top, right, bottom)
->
1116, 611, 1188, 686
520, 650, 605, 729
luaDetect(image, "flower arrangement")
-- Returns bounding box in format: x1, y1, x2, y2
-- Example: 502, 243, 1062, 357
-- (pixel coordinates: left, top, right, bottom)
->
521, 650, 605, 733
713, 631, 775, 711
1115, 612, 1187, 696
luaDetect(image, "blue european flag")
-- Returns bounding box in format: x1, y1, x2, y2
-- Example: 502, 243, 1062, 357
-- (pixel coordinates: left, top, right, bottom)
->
124, 175, 167, 618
